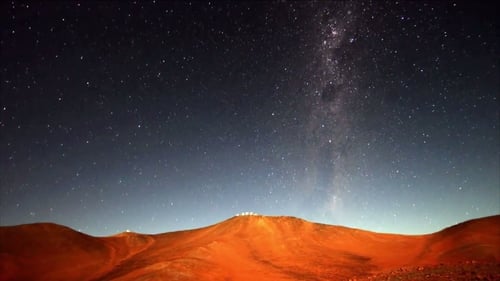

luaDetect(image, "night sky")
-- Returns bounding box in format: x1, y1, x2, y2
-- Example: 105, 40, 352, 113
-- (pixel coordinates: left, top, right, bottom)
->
1, 1, 498, 236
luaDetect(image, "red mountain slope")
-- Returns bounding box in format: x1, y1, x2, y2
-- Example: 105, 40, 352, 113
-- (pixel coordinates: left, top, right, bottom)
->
1, 215, 499, 281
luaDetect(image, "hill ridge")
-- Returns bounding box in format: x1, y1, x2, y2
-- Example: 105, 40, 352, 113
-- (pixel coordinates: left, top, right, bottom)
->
1, 215, 499, 281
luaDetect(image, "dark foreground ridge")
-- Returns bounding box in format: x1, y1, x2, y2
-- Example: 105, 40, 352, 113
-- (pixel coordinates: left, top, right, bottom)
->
1, 215, 499, 281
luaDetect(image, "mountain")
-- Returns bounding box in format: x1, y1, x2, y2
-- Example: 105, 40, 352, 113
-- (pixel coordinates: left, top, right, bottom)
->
1, 215, 499, 281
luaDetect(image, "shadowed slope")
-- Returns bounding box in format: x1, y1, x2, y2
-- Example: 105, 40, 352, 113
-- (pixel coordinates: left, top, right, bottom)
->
0, 223, 153, 281
1, 215, 499, 281
0, 223, 110, 281
418, 215, 500, 263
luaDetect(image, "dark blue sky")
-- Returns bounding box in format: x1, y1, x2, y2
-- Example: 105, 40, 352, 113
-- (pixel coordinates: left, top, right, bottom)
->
1, 1, 498, 236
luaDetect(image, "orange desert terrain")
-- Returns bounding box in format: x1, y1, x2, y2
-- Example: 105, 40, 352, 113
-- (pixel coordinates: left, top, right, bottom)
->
1, 215, 499, 281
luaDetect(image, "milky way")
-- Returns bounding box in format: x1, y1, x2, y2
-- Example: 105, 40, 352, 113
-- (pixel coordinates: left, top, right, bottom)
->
1, 1, 498, 235
300, 2, 362, 219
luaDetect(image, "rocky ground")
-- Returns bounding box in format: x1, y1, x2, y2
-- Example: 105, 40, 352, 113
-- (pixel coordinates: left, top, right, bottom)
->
349, 261, 500, 281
